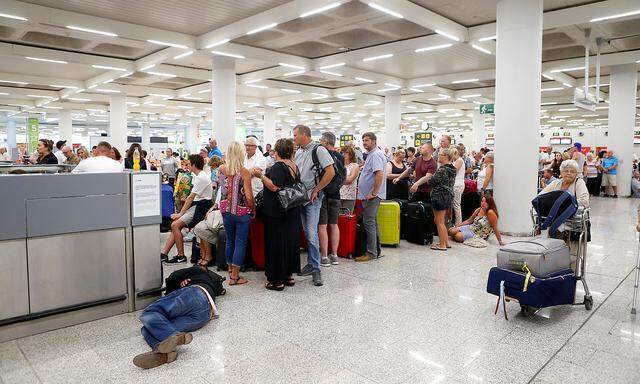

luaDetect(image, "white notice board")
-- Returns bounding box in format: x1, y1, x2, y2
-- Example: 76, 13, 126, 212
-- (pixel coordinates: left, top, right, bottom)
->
132, 173, 160, 218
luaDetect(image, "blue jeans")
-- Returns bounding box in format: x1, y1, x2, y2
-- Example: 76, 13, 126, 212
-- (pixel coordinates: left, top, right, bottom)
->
222, 212, 251, 267
140, 285, 210, 349
300, 192, 323, 271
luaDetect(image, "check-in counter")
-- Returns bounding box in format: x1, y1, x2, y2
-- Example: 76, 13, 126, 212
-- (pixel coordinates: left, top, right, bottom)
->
0, 171, 163, 341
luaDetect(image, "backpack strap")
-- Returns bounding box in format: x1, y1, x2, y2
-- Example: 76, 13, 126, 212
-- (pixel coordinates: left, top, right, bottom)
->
549, 194, 578, 236
311, 144, 321, 184
537, 191, 567, 231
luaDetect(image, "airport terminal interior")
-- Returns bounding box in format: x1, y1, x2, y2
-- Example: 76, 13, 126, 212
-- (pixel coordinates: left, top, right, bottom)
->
1, 0, 640, 383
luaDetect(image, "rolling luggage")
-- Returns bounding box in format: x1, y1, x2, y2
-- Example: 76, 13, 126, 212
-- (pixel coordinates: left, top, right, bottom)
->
391, 199, 408, 239
405, 201, 434, 245
377, 201, 400, 247
191, 239, 201, 264
215, 228, 228, 271
497, 238, 571, 277
355, 215, 367, 257
487, 267, 576, 310
335, 208, 357, 258
248, 217, 266, 270
161, 184, 174, 232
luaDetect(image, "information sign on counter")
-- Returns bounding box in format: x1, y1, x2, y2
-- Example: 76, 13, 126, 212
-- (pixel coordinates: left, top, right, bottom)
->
339, 134, 354, 147
132, 173, 160, 218
414, 132, 432, 147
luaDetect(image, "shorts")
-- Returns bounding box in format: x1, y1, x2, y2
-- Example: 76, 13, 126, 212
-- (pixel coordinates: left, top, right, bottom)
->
602, 173, 617, 187
431, 198, 451, 212
458, 225, 475, 241
193, 220, 219, 245
319, 197, 340, 225
178, 206, 196, 226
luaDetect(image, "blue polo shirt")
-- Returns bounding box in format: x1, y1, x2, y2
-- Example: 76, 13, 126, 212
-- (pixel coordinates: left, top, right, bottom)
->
208, 146, 223, 159
357, 147, 387, 200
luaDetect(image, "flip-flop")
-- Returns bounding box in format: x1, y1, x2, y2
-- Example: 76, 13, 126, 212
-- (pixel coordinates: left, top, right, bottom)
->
430, 245, 447, 251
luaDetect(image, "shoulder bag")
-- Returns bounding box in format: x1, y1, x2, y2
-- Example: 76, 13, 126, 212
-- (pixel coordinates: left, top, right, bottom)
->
277, 163, 309, 210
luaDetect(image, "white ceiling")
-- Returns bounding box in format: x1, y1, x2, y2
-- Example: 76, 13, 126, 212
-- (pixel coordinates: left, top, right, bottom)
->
0, 0, 638, 135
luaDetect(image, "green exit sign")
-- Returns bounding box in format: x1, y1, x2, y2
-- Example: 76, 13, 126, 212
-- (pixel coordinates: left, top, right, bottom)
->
479, 103, 494, 114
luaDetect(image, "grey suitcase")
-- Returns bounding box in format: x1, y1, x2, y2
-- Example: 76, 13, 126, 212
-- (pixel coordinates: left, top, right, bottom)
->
496, 238, 570, 277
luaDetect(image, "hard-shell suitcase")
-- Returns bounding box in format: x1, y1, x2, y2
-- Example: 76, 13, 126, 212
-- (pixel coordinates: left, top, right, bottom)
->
377, 201, 400, 247
161, 184, 174, 232
335, 208, 357, 258
249, 217, 266, 270
497, 238, 570, 277
405, 201, 434, 245
391, 199, 408, 239
487, 267, 576, 309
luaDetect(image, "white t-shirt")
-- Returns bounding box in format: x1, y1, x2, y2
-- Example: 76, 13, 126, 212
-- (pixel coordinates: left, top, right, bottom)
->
244, 152, 267, 196
191, 170, 213, 201
538, 152, 550, 171
71, 156, 124, 173
454, 157, 465, 187
55, 151, 66, 165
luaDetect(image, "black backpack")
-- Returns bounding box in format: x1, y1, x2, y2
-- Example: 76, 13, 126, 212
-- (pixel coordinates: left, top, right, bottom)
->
312, 146, 346, 197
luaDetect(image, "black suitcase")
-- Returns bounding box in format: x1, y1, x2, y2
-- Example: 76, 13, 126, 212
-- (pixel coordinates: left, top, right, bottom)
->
391, 199, 409, 239
215, 228, 228, 271
191, 239, 201, 264
406, 201, 434, 245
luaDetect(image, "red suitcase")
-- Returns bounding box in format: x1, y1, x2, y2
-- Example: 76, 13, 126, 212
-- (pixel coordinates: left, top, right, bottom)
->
332, 209, 357, 258
249, 218, 266, 270
354, 199, 364, 218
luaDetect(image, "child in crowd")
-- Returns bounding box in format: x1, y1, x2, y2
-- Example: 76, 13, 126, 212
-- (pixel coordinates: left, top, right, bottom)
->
174, 166, 193, 213
209, 155, 223, 198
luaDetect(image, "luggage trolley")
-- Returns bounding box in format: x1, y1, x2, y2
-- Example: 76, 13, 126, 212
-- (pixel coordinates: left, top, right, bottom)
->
530, 206, 593, 312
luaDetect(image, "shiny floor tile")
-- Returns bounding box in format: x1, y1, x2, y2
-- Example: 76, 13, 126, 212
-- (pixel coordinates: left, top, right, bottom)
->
1, 196, 640, 383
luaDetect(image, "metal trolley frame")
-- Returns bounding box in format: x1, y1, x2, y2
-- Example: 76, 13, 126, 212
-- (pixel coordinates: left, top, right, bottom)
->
529, 207, 593, 312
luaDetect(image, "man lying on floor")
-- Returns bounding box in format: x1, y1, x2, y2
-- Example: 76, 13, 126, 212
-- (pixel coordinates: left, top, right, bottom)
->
133, 266, 225, 369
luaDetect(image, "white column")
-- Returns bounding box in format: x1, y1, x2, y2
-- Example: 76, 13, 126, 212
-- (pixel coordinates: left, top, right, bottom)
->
185, 117, 199, 154
384, 92, 401, 148
6, 115, 16, 151
263, 108, 276, 147
472, 109, 487, 150
608, 64, 638, 197
494, 0, 543, 235
141, 121, 150, 150
109, 95, 127, 154
212, 56, 236, 151
58, 109, 73, 144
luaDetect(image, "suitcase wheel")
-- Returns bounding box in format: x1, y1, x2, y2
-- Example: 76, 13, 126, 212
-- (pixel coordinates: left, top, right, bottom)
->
584, 296, 593, 310
520, 305, 536, 317
220, 288, 227, 296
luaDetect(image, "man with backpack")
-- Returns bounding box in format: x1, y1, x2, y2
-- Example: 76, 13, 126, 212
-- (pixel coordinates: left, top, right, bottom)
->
133, 266, 224, 369
293, 125, 335, 286
318, 132, 346, 267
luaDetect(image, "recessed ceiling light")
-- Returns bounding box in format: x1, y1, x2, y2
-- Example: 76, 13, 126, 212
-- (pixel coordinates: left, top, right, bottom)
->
183, 96, 203, 100
283, 70, 306, 77
300, 2, 341, 18
173, 50, 194, 60
205, 39, 230, 49
0, 79, 28, 85
409, 88, 424, 93
562, 82, 573, 88
147, 40, 189, 49
550, 66, 585, 73
462, 94, 481, 98
542, 74, 554, 80
92, 64, 128, 71
145, 71, 177, 78
278, 63, 306, 70
197, 89, 210, 94
25, 56, 67, 64
471, 44, 492, 55
541, 87, 564, 92
49, 84, 78, 89
246, 23, 278, 35
149, 93, 173, 98
246, 84, 268, 89
139, 64, 156, 71
435, 29, 460, 42
362, 53, 394, 62
414, 43, 453, 53
412, 83, 435, 88
281, 88, 301, 94
590, 9, 640, 22
541, 101, 558, 105
66, 25, 117, 37
95, 89, 121, 93
67, 97, 91, 102
368, 2, 403, 18
451, 78, 479, 84
354, 76, 375, 83
378, 87, 399, 92
27, 94, 55, 99
559, 108, 578, 111
244, 79, 263, 84
211, 51, 245, 59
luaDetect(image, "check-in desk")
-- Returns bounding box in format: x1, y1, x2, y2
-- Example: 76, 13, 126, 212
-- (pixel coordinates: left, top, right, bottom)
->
0, 171, 163, 342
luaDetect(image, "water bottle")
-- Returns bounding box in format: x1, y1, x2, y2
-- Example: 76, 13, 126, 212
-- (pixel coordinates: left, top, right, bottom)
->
133, 148, 141, 171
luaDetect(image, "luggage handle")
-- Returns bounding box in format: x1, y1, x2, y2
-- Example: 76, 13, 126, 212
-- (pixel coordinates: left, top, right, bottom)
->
339, 207, 353, 215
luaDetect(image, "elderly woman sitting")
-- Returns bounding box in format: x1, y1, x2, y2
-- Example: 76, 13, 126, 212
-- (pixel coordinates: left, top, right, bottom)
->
539, 159, 589, 208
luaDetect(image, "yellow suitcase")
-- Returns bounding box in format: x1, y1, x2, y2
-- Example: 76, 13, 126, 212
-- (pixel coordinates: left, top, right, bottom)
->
377, 201, 400, 247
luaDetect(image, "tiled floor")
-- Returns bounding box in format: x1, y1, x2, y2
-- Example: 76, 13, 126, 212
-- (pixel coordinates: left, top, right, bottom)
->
2, 196, 640, 383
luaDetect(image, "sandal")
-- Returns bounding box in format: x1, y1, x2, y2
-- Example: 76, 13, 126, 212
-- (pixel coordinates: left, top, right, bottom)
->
430, 245, 447, 251
265, 282, 285, 291
285, 278, 295, 287
229, 276, 248, 286
197, 258, 211, 267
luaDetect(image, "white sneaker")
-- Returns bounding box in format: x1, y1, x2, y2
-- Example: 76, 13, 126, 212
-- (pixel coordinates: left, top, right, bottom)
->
320, 256, 331, 267
329, 254, 339, 265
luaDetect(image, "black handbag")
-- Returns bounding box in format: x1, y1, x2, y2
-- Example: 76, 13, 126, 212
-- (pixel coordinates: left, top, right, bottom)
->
277, 164, 309, 210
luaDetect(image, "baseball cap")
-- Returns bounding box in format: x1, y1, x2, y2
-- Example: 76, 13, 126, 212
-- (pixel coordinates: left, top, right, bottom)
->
56, 140, 67, 149
574, 142, 582, 151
